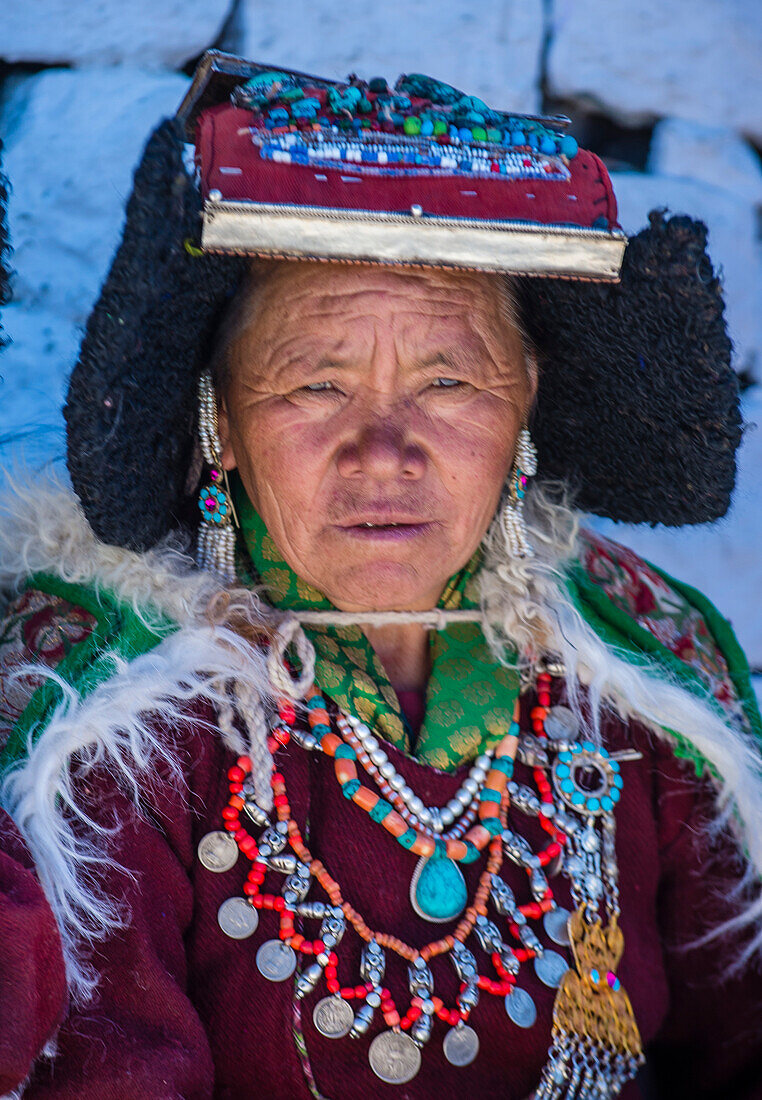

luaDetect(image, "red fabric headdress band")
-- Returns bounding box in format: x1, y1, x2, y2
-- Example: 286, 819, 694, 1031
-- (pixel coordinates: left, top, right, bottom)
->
179, 52, 626, 281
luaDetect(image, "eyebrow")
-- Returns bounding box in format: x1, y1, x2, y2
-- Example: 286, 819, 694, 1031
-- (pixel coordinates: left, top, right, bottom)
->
416, 352, 459, 368
313, 356, 351, 371
414, 350, 482, 375
312, 351, 479, 375
266, 346, 482, 384
264, 351, 346, 382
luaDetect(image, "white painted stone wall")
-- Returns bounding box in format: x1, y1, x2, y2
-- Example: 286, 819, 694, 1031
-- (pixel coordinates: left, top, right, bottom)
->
1, 0, 760, 675
1, 68, 190, 456
1, 0, 232, 68
232, 0, 544, 115
547, 0, 762, 141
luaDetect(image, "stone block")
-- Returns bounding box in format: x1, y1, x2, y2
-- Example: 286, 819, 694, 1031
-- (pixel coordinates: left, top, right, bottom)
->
233, 0, 544, 114
1, 0, 234, 69
548, 0, 762, 143
649, 118, 762, 206
0, 68, 189, 464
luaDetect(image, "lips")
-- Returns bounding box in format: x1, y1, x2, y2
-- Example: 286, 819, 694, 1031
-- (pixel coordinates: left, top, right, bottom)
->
358, 521, 405, 528
339, 522, 433, 541
337, 511, 432, 528
335, 514, 436, 541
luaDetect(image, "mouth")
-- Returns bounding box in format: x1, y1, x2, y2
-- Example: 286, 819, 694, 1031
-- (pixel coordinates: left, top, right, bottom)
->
357, 521, 410, 528
337, 519, 435, 540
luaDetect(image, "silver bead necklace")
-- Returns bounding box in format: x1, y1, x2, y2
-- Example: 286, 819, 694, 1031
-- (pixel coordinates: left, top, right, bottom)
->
338, 712, 493, 836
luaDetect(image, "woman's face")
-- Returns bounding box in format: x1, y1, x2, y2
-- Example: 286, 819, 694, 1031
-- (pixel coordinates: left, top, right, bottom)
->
218, 262, 535, 612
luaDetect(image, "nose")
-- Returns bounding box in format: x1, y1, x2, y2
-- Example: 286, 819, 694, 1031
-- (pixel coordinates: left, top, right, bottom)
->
336, 414, 426, 482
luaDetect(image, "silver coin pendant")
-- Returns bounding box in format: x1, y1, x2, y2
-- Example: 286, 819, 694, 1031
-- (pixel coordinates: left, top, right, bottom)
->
543, 906, 572, 946
313, 996, 353, 1039
217, 896, 259, 940
368, 1030, 421, 1084
256, 939, 297, 982
443, 1023, 480, 1067
198, 830, 239, 873
534, 949, 569, 988
543, 705, 579, 741
505, 986, 537, 1029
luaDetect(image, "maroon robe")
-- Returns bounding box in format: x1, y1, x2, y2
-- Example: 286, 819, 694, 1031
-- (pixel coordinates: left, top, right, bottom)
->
12, 674, 762, 1100
0, 810, 67, 1094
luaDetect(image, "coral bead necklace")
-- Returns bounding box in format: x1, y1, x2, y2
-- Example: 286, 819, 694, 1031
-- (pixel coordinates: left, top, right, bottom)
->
200, 670, 641, 1091
205, 672, 574, 1079
303, 685, 516, 867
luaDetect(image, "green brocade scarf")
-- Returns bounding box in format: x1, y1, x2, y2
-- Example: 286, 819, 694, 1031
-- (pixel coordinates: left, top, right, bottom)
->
234, 484, 520, 771
232, 479, 762, 781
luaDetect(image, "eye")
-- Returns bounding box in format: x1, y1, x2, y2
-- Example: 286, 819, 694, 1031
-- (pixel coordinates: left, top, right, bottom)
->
294, 380, 344, 399
285, 378, 344, 406
304, 380, 337, 392
430, 377, 462, 388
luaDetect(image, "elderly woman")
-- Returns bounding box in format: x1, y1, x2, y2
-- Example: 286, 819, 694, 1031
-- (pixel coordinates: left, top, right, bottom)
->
1, 57, 761, 1099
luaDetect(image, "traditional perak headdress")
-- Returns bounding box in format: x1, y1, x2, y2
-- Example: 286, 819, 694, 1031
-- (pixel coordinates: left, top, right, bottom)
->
65, 52, 740, 552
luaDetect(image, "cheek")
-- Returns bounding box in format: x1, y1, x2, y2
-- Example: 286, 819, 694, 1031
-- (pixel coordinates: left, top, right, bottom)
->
446, 437, 511, 520
429, 408, 518, 547
433, 405, 518, 496
230, 403, 331, 516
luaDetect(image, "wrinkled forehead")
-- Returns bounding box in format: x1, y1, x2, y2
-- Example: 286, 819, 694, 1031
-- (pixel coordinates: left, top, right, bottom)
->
217, 259, 525, 370
255, 260, 505, 314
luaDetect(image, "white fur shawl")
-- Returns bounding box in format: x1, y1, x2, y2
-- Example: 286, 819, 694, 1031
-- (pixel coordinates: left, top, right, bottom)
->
1, 475, 762, 1004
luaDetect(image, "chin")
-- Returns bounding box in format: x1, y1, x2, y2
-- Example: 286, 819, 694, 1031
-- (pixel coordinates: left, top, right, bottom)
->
325, 560, 445, 613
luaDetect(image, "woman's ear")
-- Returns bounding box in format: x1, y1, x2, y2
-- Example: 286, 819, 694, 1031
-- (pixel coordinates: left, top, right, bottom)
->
217, 398, 238, 472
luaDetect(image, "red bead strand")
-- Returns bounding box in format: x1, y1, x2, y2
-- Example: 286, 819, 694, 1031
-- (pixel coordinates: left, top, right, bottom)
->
219, 670, 572, 1025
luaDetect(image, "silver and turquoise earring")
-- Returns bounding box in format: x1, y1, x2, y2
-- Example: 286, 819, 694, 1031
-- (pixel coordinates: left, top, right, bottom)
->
196, 371, 238, 583
501, 427, 537, 559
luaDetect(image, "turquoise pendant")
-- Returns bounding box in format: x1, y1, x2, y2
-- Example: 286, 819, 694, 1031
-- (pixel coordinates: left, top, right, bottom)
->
410, 846, 467, 923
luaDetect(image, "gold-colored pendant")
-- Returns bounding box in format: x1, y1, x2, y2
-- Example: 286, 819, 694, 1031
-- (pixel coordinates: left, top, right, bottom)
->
540, 902, 642, 1091
550, 903, 643, 1066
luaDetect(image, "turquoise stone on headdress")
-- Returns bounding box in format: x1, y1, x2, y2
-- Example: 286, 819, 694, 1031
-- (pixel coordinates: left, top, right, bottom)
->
231, 65, 577, 164
410, 846, 468, 923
